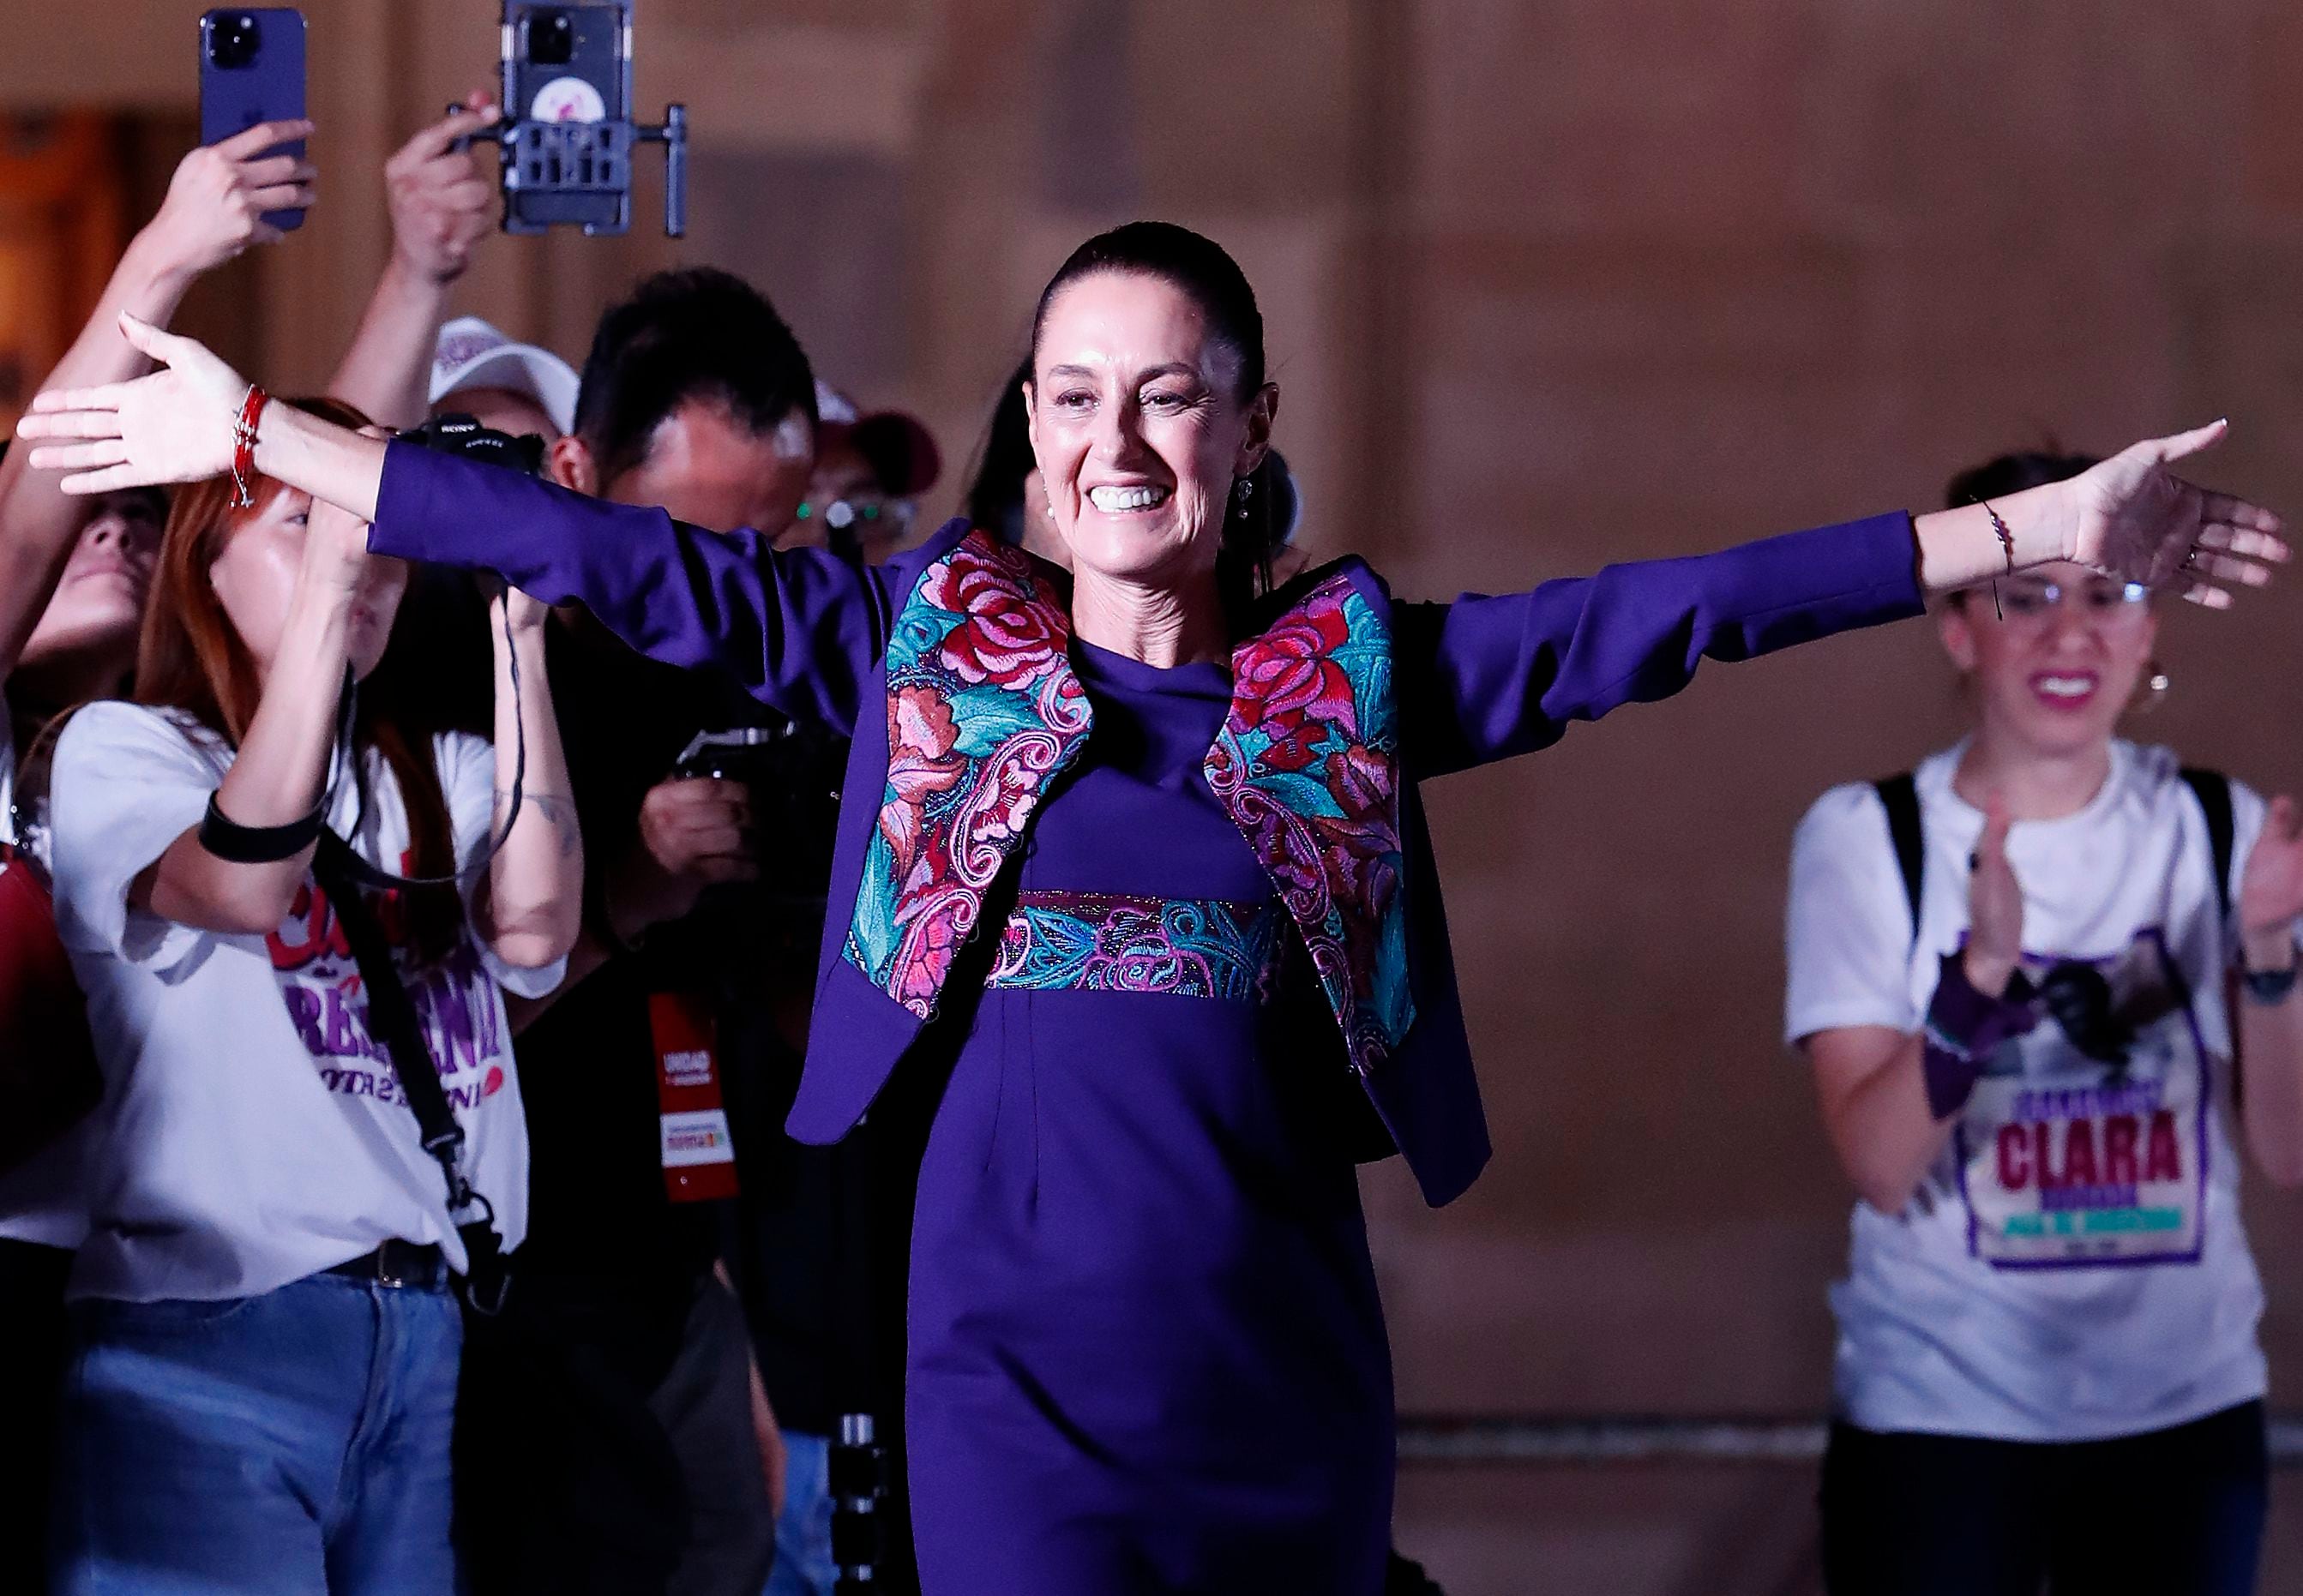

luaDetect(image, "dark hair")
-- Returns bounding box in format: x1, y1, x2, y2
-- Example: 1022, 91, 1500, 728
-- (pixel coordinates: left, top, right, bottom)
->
1029, 222, 1287, 610
1945, 450, 2099, 511
965, 356, 1037, 543
573, 267, 818, 488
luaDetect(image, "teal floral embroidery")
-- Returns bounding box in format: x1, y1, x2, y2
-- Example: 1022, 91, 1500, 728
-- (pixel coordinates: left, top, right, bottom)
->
845, 532, 1091, 1017
985, 892, 1279, 1001
1204, 573, 1415, 1071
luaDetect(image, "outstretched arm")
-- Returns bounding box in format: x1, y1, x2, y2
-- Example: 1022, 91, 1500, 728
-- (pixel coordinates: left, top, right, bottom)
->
327, 96, 500, 429
17, 321, 905, 734
0, 121, 314, 680
1398, 429, 2284, 777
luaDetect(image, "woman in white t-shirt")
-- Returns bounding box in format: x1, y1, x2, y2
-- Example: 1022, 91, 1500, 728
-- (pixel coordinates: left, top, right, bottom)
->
1786, 450, 2303, 1596
43, 398, 580, 1594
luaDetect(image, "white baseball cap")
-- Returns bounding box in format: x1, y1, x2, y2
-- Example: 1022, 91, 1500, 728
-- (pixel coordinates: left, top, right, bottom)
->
428, 315, 580, 438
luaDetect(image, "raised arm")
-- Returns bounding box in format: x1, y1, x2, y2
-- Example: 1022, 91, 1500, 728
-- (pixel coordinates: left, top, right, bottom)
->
327, 96, 500, 429
137, 497, 372, 934
17, 321, 905, 733
472, 585, 581, 970
2234, 795, 2303, 1187
0, 121, 314, 680
1798, 795, 2029, 1215
1398, 429, 2284, 777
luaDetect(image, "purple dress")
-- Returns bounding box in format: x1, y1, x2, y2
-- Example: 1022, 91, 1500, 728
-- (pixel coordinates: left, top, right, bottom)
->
905, 639, 1392, 1592
367, 442, 1927, 1594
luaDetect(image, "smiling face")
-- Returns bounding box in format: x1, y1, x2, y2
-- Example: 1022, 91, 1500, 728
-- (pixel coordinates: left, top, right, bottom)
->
1938, 561, 2158, 758
208, 487, 408, 681
21, 489, 165, 672
1025, 270, 1275, 592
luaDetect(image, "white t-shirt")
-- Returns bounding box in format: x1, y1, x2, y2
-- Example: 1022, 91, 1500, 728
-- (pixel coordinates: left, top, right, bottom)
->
47, 701, 562, 1302
1785, 739, 2274, 1442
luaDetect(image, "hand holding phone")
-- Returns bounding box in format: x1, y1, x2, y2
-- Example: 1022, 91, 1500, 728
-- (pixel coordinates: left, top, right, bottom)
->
146, 120, 316, 274
198, 9, 309, 233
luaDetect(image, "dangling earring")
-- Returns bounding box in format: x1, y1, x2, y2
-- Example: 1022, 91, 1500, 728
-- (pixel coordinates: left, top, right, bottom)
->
2132, 658, 2171, 715
1235, 477, 1254, 520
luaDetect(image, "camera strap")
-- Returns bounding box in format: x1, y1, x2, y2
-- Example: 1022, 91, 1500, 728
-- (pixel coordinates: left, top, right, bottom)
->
310, 831, 510, 1314
332, 595, 528, 893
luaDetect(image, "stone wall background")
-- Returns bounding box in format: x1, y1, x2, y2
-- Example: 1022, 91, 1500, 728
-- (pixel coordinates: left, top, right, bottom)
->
12, 3, 2303, 1587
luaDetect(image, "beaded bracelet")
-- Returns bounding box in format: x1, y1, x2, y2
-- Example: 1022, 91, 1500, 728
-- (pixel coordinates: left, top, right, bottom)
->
229, 385, 269, 509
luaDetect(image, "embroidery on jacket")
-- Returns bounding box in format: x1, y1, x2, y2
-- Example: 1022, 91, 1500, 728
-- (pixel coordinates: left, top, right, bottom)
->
844, 531, 1092, 1018
1205, 572, 1416, 1071
985, 891, 1279, 1002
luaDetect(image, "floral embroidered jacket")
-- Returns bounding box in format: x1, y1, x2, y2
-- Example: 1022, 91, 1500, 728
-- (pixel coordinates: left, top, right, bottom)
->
373, 443, 1924, 1206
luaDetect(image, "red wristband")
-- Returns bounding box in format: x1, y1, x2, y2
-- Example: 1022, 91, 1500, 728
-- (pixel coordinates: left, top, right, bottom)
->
230, 385, 269, 508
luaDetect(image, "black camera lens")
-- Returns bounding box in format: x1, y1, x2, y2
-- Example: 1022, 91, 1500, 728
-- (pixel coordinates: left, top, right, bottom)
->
525, 9, 576, 67
206, 13, 262, 69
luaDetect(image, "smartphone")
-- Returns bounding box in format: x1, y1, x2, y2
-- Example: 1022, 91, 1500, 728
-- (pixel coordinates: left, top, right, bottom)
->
197, 9, 307, 232
500, 1, 634, 235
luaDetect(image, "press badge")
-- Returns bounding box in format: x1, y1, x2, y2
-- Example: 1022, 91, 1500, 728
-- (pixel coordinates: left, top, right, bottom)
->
1952, 929, 2210, 1269
649, 991, 739, 1203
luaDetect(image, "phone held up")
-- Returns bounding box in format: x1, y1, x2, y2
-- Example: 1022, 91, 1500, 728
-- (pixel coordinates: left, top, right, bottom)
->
477, 1, 688, 237
197, 9, 307, 232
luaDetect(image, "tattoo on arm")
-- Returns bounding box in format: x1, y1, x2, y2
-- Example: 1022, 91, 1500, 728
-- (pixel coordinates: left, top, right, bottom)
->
497, 789, 582, 859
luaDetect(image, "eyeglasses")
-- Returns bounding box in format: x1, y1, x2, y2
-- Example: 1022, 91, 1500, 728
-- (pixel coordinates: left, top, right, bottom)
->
1987, 579, 2151, 625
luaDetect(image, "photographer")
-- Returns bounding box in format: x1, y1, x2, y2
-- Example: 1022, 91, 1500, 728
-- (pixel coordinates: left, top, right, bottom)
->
455, 267, 815, 1596
0, 120, 314, 1593
42, 396, 578, 1593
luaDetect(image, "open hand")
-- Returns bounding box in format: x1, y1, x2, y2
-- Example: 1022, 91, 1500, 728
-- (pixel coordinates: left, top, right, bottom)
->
1964, 794, 2023, 997
2240, 795, 2303, 971
16, 314, 248, 493
142, 120, 317, 277
386, 94, 499, 285
2068, 422, 2288, 609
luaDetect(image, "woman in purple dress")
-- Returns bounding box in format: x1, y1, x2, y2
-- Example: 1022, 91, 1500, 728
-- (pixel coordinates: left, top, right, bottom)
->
20, 224, 2285, 1595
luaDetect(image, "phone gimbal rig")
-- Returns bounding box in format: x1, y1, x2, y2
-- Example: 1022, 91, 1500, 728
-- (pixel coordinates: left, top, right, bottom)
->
449, 91, 686, 237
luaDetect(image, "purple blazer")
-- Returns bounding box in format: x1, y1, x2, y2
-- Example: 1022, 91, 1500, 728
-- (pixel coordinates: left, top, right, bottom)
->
373, 443, 1922, 1205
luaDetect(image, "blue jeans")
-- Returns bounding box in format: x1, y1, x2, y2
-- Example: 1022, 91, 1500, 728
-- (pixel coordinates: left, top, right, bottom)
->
51, 1270, 464, 1595
764, 1430, 835, 1596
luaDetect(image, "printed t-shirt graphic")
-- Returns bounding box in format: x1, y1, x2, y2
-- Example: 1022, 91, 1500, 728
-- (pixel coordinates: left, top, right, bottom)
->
1955, 929, 2208, 1269
265, 855, 511, 1112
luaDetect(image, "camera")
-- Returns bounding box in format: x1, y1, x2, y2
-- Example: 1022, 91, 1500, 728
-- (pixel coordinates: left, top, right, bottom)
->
522, 7, 575, 66
205, 11, 262, 69
459, 0, 688, 237
671, 724, 844, 907
396, 412, 550, 479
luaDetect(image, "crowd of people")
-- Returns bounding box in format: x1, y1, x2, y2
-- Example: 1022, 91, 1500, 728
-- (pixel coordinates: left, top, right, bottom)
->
0, 96, 2295, 1596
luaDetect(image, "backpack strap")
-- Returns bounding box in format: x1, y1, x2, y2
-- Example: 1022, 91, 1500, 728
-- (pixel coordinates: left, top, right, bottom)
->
2180, 767, 2234, 928
1873, 773, 1924, 949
